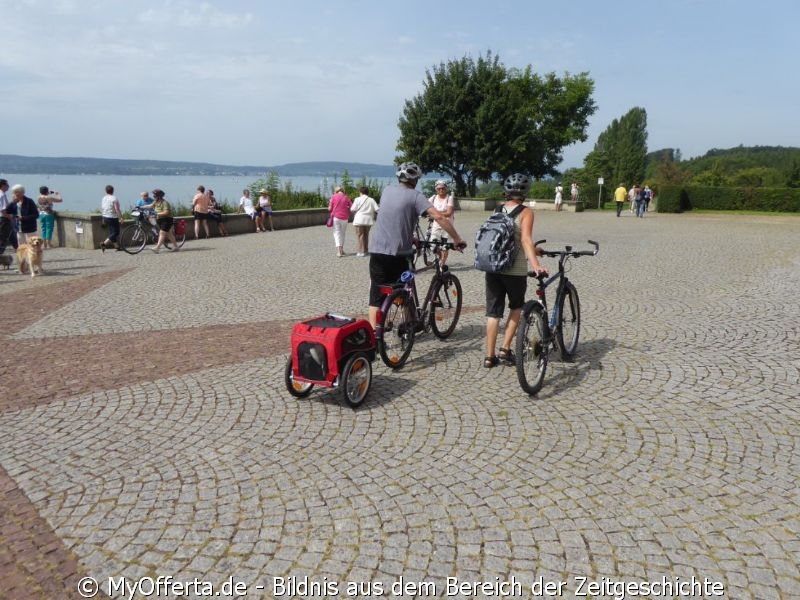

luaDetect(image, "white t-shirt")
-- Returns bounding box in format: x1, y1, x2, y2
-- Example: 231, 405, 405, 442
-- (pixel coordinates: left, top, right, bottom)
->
428, 194, 454, 233
101, 194, 119, 218
239, 195, 255, 215
351, 194, 379, 226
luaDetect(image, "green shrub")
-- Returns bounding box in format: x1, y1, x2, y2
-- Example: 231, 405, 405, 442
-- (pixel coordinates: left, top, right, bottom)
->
656, 185, 800, 212
247, 173, 385, 210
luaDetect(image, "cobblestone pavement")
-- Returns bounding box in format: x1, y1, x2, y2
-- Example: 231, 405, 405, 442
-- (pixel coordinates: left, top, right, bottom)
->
1, 211, 798, 599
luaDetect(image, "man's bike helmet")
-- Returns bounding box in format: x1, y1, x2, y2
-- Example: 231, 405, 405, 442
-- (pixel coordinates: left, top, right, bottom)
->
396, 162, 422, 183
503, 173, 531, 197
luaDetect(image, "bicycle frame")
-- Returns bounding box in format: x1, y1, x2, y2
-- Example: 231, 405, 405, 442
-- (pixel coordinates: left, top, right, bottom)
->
376, 245, 448, 333
374, 238, 462, 369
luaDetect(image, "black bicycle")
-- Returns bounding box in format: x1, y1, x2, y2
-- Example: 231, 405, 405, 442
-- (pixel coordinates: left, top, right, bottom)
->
375, 239, 463, 369
516, 240, 599, 395
119, 208, 186, 254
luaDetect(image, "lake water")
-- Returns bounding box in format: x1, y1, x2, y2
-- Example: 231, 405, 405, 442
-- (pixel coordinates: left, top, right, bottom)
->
3, 174, 395, 213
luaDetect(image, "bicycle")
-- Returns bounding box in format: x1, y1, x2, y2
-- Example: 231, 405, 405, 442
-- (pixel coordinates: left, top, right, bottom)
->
515, 240, 599, 395
375, 239, 464, 369
412, 218, 434, 268
119, 208, 186, 254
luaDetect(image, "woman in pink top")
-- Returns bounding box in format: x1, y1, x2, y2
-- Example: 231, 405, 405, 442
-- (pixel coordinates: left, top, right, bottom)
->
328, 186, 352, 257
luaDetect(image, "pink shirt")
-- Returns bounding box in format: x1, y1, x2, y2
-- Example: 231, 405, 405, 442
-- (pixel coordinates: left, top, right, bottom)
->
329, 192, 352, 220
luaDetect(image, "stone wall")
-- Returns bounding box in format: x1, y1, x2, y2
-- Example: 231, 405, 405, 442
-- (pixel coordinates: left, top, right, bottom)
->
52, 208, 330, 249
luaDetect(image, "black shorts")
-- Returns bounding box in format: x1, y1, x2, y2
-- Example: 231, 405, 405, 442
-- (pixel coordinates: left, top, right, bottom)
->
368, 253, 409, 307
194, 211, 208, 220
485, 273, 527, 318
156, 217, 174, 232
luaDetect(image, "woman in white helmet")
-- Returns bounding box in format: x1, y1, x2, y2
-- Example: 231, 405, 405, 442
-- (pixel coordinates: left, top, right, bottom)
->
427, 180, 455, 266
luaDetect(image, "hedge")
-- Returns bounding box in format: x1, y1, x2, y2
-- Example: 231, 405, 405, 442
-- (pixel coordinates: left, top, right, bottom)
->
656, 185, 800, 213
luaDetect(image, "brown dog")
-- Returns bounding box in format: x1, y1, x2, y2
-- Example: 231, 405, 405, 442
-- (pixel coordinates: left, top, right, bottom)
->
17, 236, 45, 277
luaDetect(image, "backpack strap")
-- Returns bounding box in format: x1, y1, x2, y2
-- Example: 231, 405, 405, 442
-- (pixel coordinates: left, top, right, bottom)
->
496, 204, 525, 219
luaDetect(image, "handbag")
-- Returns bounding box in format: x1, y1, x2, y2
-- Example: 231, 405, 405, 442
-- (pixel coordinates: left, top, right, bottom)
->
326, 214, 334, 228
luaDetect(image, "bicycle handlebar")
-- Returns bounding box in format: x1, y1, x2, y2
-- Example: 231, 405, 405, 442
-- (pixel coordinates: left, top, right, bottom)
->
534, 239, 599, 258
528, 240, 599, 278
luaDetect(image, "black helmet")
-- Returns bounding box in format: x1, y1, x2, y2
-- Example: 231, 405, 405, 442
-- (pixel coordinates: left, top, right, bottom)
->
152, 189, 165, 198
396, 162, 422, 183
39, 186, 49, 195
503, 173, 531, 197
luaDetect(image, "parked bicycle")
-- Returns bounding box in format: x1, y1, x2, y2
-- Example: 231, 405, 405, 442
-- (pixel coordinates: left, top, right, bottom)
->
119, 208, 186, 254
375, 238, 464, 369
516, 240, 599, 395
412, 218, 434, 268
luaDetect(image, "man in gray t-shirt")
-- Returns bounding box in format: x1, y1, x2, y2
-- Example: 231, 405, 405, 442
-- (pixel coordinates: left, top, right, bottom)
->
367, 162, 465, 327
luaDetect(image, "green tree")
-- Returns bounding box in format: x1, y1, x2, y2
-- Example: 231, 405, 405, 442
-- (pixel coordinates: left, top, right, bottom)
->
582, 107, 648, 188
396, 51, 596, 197
786, 158, 800, 188
654, 149, 690, 186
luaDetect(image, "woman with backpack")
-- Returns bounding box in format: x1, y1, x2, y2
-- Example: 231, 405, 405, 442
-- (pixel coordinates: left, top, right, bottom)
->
482, 173, 548, 368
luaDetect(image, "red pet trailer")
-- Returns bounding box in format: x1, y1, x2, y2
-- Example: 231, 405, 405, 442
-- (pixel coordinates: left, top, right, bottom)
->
285, 313, 376, 407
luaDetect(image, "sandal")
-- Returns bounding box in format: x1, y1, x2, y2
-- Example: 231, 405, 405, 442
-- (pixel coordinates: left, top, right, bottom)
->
498, 348, 516, 365
483, 356, 499, 368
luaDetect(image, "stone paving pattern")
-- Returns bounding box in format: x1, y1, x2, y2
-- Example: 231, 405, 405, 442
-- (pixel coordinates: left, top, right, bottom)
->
0, 211, 798, 599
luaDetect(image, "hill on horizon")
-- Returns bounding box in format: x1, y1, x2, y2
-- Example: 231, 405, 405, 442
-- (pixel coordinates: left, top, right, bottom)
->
0, 154, 396, 177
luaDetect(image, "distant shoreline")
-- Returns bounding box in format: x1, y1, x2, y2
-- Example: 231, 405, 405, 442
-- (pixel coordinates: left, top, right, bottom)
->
0, 154, 396, 178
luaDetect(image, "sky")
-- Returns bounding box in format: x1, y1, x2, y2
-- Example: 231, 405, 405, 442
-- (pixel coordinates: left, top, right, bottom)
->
1, 0, 798, 171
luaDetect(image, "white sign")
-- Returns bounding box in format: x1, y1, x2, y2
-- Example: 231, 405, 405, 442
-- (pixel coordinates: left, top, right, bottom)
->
75, 221, 83, 234
597, 177, 604, 185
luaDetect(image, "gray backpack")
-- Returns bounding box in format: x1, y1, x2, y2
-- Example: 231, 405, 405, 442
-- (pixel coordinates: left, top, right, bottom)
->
473, 204, 524, 273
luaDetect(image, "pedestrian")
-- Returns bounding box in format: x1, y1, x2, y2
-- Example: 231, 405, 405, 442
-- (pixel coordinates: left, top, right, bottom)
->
483, 173, 548, 368
37, 186, 63, 249
554, 183, 563, 211
328, 185, 352, 257
634, 184, 645, 218
644, 185, 653, 212
99, 184, 123, 251
238, 189, 258, 232
207, 190, 228, 236
427, 180, 455, 266
614, 183, 627, 217
350, 186, 379, 257
367, 162, 466, 327
151, 189, 179, 252
570, 182, 579, 203
192, 185, 211, 239
0, 178, 13, 254
628, 186, 636, 212
15, 185, 39, 243
258, 189, 275, 232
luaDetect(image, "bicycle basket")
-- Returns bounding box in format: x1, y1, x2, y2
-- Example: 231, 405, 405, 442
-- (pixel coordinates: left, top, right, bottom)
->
174, 219, 186, 235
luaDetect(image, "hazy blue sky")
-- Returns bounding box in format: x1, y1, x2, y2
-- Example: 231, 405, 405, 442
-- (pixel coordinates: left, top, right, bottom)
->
1, 0, 797, 170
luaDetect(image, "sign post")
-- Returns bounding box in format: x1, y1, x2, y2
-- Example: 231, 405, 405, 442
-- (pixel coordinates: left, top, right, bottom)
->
597, 177, 604, 209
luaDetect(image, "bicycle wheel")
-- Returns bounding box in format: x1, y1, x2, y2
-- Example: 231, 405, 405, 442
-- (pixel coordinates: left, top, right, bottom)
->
341, 351, 372, 408
377, 289, 415, 369
556, 281, 581, 360
516, 301, 548, 395
119, 225, 147, 254
164, 231, 186, 250
284, 356, 314, 398
429, 274, 463, 339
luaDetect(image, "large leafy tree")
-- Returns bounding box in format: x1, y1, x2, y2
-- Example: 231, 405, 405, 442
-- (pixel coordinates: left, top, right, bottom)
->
583, 107, 648, 187
396, 52, 596, 197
